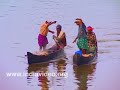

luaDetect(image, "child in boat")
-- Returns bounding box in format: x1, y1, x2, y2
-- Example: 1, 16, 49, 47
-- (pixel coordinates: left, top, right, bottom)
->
38, 21, 56, 51
75, 50, 93, 57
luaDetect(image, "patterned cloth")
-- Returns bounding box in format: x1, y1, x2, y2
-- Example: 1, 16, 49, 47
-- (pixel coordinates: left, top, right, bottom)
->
77, 37, 88, 50
87, 32, 97, 52
38, 34, 48, 46
76, 23, 88, 50
77, 23, 87, 38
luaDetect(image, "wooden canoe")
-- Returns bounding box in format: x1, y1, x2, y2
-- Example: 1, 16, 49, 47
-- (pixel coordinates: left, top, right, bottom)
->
27, 48, 65, 65
73, 52, 97, 66
27, 36, 66, 65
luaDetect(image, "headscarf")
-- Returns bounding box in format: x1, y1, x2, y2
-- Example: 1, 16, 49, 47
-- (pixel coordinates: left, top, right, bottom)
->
87, 26, 94, 31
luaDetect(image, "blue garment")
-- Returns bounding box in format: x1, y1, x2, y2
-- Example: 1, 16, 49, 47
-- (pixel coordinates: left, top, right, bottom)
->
77, 23, 87, 38
75, 50, 82, 55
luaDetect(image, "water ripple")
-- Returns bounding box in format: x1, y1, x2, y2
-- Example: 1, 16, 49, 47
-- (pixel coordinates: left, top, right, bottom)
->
98, 39, 120, 43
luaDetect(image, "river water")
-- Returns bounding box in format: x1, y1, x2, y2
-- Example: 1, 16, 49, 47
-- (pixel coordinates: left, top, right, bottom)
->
0, 0, 120, 90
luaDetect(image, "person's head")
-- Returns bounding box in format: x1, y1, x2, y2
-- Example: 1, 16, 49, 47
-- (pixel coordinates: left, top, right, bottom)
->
45, 21, 50, 26
87, 26, 94, 33
80, 49, 87, 54
56, 24, 62, 32
74, 18, 83, 25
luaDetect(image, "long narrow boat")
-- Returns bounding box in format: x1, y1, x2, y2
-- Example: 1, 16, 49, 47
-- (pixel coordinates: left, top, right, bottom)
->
27, 47, 65, 65
73, 52, 97, 66
27, 36, 66, 64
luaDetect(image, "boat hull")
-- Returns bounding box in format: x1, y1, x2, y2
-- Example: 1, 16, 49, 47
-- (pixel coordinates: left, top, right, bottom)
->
73, 53, 97, 65
27, 49, 65, 64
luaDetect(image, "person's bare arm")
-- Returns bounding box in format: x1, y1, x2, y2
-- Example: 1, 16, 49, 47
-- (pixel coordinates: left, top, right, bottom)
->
48, 21, 56, 25
73, 36, 78, 43
48, 21, 56, 34
48, 30, 54, 34
73, 28, 80, 43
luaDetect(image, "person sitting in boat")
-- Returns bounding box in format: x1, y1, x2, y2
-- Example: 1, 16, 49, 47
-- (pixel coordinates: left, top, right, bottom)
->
87, 26, 98, 53
53, 24, 67, 50
73, 18, 88, 54
74, 50, 93, 57
38, 21, 56, 51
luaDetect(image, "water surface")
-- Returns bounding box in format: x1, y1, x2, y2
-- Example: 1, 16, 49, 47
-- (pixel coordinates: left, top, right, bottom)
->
0, 0, 120, 90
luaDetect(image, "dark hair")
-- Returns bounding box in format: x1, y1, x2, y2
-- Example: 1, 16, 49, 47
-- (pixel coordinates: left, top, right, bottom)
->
56, 24, 62, 29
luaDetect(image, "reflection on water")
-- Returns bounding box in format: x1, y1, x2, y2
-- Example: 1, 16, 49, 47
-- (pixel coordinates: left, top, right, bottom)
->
37, 64, 49, 90
98, 39, 120, 43
28, 63, 49, 89
27, 59, 96, 90
1, 0, 120, 90
73, 64, 96, 90
27, 59, 67, 90
54, 59, 67, 73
